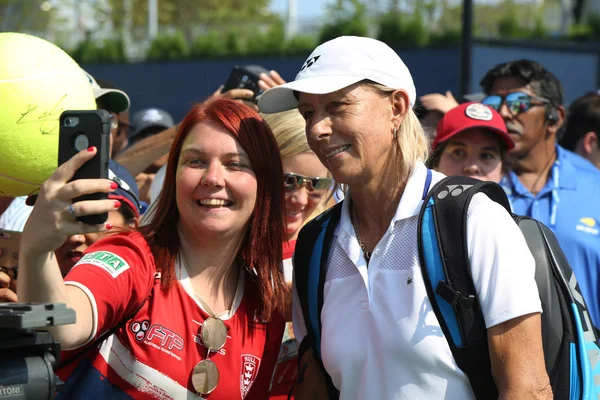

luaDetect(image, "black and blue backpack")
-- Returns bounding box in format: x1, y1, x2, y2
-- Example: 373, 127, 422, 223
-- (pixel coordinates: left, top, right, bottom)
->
294, 175, 600, 399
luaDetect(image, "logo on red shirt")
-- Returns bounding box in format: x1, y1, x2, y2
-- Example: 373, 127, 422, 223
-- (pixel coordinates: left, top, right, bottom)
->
240, 354, 261, 398
130, 320, 185, 360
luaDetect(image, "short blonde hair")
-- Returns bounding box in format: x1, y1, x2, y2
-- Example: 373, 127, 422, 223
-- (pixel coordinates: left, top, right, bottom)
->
261, 109, 311, 159
261, 109, 333, 219
363, 80, 430, 182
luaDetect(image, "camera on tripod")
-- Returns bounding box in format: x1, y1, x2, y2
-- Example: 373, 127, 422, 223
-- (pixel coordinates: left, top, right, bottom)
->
0, 303, 75, 400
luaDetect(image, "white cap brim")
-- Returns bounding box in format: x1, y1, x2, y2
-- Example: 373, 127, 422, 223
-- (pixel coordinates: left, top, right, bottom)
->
258, 75, 363, 114
94, 88, 131, 113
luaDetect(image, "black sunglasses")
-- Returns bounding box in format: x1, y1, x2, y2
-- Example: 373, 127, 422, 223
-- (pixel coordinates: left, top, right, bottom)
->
482, 91, 551, 116
284, 172, 332, 193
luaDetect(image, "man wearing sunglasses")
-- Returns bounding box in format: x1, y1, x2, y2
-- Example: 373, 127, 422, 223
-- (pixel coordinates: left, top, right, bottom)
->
480, 59, 600, 329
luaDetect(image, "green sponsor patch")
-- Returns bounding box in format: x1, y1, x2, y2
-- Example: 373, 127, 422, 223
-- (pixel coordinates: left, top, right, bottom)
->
76, 251, 130, 278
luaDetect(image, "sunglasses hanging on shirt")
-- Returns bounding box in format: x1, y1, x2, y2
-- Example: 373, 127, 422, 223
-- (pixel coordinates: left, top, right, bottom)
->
283, 172, 332, 193
191, 315, 228, 394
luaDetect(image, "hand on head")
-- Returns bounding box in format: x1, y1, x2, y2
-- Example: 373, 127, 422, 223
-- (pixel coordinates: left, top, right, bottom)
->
258, 70, 286, 91
208, 70, 285, 113
420, 91, 459, 114
210, 85, 258, 111
21, 147, 118, 256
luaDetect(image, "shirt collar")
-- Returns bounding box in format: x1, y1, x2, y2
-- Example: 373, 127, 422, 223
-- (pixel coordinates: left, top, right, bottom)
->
337, 162, 430, 237
393, 162, 430, 222
501, 145, 575, 195
555, 145, 576, 190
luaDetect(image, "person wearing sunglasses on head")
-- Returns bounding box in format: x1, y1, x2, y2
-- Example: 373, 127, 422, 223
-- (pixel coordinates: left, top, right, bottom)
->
428, 102, 514, 183
481, 60, 600, 329
259, 37, 550, 400
17, 99, 287, 399
261, 109, 333, 400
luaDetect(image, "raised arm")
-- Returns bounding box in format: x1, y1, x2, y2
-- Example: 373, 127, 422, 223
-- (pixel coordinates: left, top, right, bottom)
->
18, 147, 117, 348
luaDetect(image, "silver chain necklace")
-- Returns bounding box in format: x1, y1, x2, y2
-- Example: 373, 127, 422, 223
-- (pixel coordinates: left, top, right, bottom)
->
350, 203, 372, 263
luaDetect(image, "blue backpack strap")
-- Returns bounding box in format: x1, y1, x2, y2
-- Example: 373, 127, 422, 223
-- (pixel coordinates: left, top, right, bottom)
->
293, 202, 343, 399
418, 175, 509, 399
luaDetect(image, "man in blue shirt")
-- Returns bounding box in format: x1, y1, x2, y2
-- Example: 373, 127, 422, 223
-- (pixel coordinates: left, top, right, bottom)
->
560, 92, 600, 170
479, 60, 600, 328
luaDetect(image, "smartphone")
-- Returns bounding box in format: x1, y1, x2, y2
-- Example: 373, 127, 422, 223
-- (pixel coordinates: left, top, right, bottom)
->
221, 65, 270, 103
58, 110, 111, 225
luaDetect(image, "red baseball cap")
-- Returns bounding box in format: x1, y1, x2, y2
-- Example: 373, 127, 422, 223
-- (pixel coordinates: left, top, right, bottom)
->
432, 102, 514, 150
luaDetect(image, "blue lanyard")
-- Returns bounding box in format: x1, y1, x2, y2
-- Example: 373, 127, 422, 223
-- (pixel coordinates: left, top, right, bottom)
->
501, 161, 560, 231
549, 160, 560, 229
423, 169, 433, 200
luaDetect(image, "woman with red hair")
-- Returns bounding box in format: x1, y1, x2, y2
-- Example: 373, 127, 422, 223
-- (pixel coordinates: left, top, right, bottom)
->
18, 99, 287, 399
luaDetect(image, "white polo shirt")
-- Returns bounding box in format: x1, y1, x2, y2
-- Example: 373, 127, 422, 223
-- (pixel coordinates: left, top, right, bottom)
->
292, 162, 542, 400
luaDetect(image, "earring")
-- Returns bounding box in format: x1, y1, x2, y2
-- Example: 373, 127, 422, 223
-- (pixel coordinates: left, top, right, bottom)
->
393, 126, 398, 139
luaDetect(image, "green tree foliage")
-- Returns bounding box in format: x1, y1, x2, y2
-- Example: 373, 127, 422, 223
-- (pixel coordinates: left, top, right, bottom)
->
70, 34, 125, 64
191, 30, 228, 58
283, 35, 318, 57
0, 0, 54, 34
245, 21, 286, 57
318, 0, 369, 44
146, 31, 189, 61
108, 0, 276, 41
377, 10, 429, 48
587, 13, 600, 40
497, 8, 521, 38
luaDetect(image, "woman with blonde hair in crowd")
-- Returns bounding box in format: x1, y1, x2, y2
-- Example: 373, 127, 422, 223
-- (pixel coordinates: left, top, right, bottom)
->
262, 109, 333, 282
258, 36, 551, 399
261, 109, 332, 399
17, 99, 287, 399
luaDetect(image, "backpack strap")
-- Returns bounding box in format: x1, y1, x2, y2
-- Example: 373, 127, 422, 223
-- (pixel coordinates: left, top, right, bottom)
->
293, 201, 343, 398
294, 202, 343, 358
417, 175, 510, 399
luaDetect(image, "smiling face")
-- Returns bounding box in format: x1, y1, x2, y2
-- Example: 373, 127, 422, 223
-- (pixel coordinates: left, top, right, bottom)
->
298, 83, 397, 186
437, 129, 504, 182
175, 120, 257, 241
282, 152, 329, 241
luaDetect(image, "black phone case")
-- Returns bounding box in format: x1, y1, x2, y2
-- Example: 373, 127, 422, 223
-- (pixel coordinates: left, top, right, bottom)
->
58, 110, 111, 225
222, 65, 270, 101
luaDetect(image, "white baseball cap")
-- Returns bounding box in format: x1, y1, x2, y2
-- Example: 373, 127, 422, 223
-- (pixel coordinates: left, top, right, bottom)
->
258, 36, 416, 114
82, 69, 131, 113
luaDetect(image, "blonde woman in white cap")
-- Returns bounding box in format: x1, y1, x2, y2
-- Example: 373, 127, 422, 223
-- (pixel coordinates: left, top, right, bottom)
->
259, 36, 551, 400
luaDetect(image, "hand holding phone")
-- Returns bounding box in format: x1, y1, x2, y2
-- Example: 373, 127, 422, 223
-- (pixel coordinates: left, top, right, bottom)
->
58, 110, 111, 225
221, 65, 271, 103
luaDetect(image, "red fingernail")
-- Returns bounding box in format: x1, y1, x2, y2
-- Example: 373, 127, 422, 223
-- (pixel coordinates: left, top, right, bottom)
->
87, 146, 95, 152
105, 223, 113, 230
110, 182, 118, 190
113, 200, 121, 208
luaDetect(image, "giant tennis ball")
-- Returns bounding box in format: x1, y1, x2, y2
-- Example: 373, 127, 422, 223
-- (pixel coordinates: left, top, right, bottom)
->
0, 32, 96, 197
